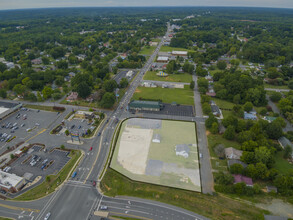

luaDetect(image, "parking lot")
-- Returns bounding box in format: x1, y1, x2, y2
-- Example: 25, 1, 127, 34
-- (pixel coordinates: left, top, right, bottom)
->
0, 108, 59, 154
8, 145, 71, 181
113, 70, 137, 84
55, 118, 97, 137
129, 103, 195, 117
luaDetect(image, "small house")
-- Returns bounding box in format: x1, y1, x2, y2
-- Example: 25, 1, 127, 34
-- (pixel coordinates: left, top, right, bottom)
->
233, 174, 253, 187
244, 112, 257, 120
225, 147, 243, 160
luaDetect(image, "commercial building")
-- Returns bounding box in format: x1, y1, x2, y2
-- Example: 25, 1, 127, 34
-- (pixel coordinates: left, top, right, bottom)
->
128, 100, 163, 112
157, 56, 169, 62
75, 111, 95, 119
0, 170, 26, 192
172, 51, 188, 56
0, 102, 22, 121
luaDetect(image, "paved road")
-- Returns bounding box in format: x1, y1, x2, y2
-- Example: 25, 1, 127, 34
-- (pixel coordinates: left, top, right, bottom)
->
0, 23, 210, 220
193, 75, 214, 194
265, 88, 290, 92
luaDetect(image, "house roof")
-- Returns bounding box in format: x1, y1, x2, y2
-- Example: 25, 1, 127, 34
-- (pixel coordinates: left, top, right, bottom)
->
233, 174, 253, 186
278, 136, 293, 149
225, 147, 243, 160
153, 134, 161, 140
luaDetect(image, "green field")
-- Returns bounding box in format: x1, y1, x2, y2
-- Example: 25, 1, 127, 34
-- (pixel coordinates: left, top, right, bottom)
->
273, 151, 293, 175
132, 86, 194, 105
101, 168, 267, 220
110, 118, 200, 192
143, 71, 192, 83
139, 46, 156, 55
159, 46, 190, 52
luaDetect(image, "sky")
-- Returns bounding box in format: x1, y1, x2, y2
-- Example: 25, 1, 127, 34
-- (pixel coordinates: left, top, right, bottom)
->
0, 0, 293, 10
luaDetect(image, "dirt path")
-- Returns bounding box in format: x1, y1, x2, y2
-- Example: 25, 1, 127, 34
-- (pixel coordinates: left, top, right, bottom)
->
256, 199, 293, 218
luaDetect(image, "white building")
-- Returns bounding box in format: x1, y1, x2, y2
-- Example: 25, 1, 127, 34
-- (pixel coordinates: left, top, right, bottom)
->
126, 70, 134, 77
0, 170, 26, 192
172, 51, 188, 56
157, 56, 169, 63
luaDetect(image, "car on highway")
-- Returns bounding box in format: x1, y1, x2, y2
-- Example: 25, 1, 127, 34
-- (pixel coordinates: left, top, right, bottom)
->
44, 212, 51, 220
92, 181, 96, 186
98, 132, 101, 136
100, 206, 108, 210
89, 147, 93, 151
199, 153, 203, 158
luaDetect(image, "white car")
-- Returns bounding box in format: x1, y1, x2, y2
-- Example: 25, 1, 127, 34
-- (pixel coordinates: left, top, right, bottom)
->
100, 206, 108, 210
44, 212, 51, 220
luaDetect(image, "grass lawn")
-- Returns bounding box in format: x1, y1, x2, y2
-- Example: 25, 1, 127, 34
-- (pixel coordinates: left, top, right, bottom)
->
139, 46, 156, 55
143, 71, 192, 83
264, 84, 289, 90
273, 151, 293, 175
14, 150, 82, 201
25, 104, 63, 112
159, 46, 190, 52
207, 134, 241, 172
0, 218, 13, 220
132, 86, 194, 105
101, 168, 267, 220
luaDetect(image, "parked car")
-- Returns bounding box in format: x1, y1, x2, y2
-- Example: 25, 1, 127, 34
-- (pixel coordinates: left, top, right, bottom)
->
100, 206, 108, 210
92, 181, 96, 186
89, 147, 93, 151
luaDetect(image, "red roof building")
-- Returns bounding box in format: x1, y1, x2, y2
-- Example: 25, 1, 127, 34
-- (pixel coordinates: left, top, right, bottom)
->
233, 174, 253, 187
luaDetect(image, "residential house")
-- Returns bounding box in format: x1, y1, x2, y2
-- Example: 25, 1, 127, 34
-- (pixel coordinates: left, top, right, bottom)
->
31, 58, 42, 65
244, 111, 257, 120
225, 147, 243, 160
233, 174, 253, 186
66, 92, 78, 102
278, 136, 293, 158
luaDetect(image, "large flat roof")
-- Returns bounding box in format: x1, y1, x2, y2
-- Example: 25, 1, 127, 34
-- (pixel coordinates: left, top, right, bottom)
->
0, 170, 24, 189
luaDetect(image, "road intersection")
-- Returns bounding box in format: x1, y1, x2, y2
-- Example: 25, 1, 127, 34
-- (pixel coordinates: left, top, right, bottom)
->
0, 23, 212, 220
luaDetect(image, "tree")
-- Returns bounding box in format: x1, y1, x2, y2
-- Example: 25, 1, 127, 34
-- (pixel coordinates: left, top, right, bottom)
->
42, 86, 53, 100
12, 84, 26, 96
190, 80, 195, 90
243, 102, 253, 112
0, 89, 7, 98
202, 103, 212, 115
65, 130, 69, 136
10, 154, 15, 159
103, 80, 118, 92
210, 122, 219, 134
119, 78, 128, 88
217, 60, 227, 70
223, 125, 235, 140
265, 121, 283, 139
214, 144, 225, 158
270, 92, 282, 102
255, 162, 268, 180
254, 146, 273, 167
241, 151, 255, 164
42, 56, 50, 65
230, 163, 244, 174
284, 145, 293, 159
0, 62, 7, 73
245, 164, 257, 179
197, 78, 208, 89
205, 113, 218, 129
60, 145, 65, 150
100, 92, 115, 108
76, 82, 91, 99
56, 60, 68, 69
46, 176, 51, 182
214, 171, 234, 185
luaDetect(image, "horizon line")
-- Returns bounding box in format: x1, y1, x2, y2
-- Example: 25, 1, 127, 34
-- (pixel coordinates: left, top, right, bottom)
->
1, 5, 293, 11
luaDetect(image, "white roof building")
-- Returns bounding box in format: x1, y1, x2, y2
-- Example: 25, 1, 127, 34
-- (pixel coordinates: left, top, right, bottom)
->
0, 170, 25, 192
172, 51, 188, 56
157, 56, 169, 62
